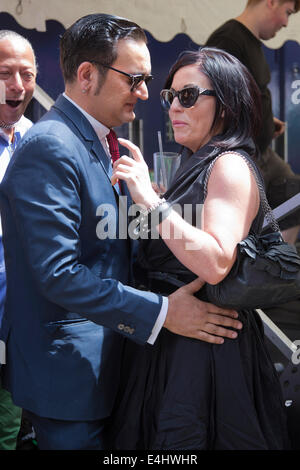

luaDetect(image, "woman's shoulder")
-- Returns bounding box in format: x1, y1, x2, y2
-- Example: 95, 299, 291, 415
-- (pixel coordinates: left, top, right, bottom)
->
203, 146, 262, 201
217, 147, 263, 184
209, 150, 254, 183
209, 139, 261, 178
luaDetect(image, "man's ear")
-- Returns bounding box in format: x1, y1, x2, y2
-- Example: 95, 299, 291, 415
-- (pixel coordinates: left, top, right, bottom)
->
77, 61, 94, 93
266, 0, 277, 10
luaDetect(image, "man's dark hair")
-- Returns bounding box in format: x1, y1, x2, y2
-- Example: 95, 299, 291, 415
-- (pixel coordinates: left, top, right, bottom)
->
247, 0, 300, 12
60, 14, 147, 83
164, 47, 262, 157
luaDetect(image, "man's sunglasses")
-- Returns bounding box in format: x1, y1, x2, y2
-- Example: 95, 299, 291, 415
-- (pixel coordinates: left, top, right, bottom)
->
160, 86, 216, 109
90, 61, 153, 92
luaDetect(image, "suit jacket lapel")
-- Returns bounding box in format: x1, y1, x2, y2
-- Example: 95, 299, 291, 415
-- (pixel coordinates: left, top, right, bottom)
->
52, 95, 135, 259
53, 95, 112, 184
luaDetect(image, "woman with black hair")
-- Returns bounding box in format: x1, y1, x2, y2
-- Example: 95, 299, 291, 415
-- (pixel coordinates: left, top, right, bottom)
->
110, 47, 290, 450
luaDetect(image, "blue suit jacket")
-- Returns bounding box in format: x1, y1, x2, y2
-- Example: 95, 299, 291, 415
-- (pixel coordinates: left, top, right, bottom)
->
0, 95, 162, 420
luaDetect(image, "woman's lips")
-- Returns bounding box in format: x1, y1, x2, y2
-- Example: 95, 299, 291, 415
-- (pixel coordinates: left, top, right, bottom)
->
172, 120, 187, 127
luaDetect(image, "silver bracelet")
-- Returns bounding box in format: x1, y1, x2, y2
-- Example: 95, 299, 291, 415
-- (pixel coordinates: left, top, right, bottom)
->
138, 199, 172, 235
140, 198, 166, 216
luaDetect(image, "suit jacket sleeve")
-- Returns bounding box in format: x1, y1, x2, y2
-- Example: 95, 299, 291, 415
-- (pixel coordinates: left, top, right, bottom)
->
0, 131, 162, 344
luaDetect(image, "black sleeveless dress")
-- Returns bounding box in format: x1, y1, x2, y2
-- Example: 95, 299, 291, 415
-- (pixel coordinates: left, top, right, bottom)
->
109, 140, 290, 450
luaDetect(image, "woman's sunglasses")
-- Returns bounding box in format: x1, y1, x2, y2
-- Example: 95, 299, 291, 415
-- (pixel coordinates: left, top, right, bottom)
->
160, 86, 216, 109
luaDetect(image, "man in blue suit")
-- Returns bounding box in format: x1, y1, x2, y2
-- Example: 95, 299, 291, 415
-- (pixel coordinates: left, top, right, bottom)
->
0, 14, 241, 450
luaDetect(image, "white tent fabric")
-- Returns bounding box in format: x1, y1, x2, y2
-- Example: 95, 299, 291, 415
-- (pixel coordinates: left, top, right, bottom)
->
1, 0, 300, 48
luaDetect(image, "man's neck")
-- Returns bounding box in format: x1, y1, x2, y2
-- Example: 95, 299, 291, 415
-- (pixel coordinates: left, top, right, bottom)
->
0, 125, 14, 143
64, 88, 90, 116
235, 8, 261, 39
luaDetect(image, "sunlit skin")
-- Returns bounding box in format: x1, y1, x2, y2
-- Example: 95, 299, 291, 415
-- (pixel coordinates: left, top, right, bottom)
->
66, 38, 151, 130
236, 0, 296, 41
168, 65, 221, 153
0, 37, 36, 139
259, 0, 295, 39
91, 39, 151, 128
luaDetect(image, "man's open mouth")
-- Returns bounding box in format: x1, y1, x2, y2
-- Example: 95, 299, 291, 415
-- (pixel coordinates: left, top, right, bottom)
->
6, 100, 22, 108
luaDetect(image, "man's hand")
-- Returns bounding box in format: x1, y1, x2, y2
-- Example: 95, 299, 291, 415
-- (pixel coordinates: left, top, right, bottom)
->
273, 117, 286, 139
164, 278, 242, 344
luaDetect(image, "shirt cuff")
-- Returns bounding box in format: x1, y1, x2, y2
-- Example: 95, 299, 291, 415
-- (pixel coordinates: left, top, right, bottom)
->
147, 296, 168, 345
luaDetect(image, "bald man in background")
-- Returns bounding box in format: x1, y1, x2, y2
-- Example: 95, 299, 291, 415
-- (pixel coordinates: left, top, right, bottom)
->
0, 30, 36, 450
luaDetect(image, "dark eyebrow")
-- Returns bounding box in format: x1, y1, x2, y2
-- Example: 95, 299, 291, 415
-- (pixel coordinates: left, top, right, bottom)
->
171, 84, 197, 91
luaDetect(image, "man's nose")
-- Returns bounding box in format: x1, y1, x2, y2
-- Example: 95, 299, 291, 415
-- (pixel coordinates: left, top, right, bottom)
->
134, 81, 149, 101
9, 73, 24, 93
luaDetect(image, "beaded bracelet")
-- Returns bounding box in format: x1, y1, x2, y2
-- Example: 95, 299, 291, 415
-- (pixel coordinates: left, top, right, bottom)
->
140, 198, 167, 216
138, 198, 172, 235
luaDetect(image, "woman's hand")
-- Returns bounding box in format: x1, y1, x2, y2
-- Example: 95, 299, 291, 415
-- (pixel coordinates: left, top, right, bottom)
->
111, 138, 160, 209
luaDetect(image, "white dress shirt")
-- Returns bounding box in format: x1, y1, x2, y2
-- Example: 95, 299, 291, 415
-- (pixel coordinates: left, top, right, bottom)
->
0, 115, 32, 237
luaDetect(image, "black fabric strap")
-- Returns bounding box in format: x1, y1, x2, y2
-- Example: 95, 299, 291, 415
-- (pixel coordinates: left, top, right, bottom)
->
203, 151, 281, 233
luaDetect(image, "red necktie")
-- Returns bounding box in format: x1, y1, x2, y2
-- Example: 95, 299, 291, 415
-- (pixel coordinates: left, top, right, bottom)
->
106, 129, 121, 192
106, 129, 120, 163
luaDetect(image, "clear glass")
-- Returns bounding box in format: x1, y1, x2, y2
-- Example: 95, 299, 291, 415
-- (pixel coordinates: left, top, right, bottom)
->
153, 152, 181, 193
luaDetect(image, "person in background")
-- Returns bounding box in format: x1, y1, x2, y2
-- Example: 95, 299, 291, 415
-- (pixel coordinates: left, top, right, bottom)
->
0, 15, 241, 450
205, 0, 300, 245
0, 30, 36, 451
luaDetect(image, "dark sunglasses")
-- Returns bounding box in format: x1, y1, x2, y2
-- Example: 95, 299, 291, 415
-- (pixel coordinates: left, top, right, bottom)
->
90, 61, 153, 92
160, 86, 216, 109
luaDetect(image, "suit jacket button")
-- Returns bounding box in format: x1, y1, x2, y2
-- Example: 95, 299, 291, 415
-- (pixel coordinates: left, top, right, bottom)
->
118, 323, 125, 331
125, 326, 134, 334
